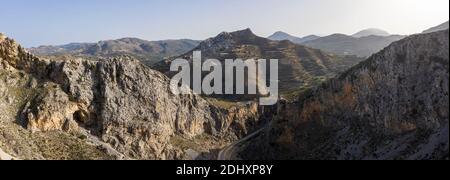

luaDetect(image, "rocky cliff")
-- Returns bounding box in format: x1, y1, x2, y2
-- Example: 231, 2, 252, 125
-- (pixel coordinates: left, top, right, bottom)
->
1, 33, 264, 160
242, 30, 449, 160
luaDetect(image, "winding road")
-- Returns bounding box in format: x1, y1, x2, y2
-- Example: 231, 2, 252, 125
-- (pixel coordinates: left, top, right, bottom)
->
218, 102, 279, 160
217, 128, 265, 160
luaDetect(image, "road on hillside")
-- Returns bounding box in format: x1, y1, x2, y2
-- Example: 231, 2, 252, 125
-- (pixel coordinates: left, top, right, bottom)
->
217, 128, 265, 160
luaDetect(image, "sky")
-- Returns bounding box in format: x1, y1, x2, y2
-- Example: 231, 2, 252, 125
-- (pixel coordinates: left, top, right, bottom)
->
0, 0, 448, 47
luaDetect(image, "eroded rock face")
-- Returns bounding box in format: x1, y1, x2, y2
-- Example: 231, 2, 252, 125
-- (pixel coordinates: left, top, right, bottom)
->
55, 58, 268, 159
243, 30, 449, 160
1, 35, 113, 160
23, 84, 80, 133
1, 32, 264, 159
57, 57, 219, 159
211, 102, 264, 139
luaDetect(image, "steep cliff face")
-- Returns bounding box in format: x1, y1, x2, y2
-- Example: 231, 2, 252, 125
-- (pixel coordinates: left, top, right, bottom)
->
243, 30, 449, 160
1, 36, 112, 159
1, 33, 263, 160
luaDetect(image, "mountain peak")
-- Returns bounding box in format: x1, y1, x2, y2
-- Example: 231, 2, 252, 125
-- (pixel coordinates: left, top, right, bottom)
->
230, 28, 256, 37
205, 28, 261, 46
303, 35, 320, 39
327, 33, 352, 39
352, 28, 390, 38
213, 29, 256, 40
268, 31, 294, 40
272, 31, 290, 36
268, 31, 321, 44
116, 37, 146, 41
242, 28, 253, 32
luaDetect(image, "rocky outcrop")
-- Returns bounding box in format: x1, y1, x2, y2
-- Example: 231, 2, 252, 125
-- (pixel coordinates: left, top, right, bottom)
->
1, 32, 264, 160
1, 35, 112, 160
23, 84, 80, 133
242, 30, 449, 160
210, 102, 272, 139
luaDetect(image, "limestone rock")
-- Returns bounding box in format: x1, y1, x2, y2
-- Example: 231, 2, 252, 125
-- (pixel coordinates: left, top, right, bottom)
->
23, 83, 80, 133
243, 30, 449, 160
1, 32, 264, 159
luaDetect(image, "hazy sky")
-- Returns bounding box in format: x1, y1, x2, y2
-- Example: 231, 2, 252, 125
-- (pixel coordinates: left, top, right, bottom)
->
1, 0, 448, 47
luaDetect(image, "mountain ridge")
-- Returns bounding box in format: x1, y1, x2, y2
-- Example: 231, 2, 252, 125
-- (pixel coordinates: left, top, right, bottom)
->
242, 30, 449, 160
153, 29, 363, 99
423, 21, 449, 34
352, 28, 390, 38
28, 38, 201, 66
268, 31, 320, 44
301, 33, 406, 57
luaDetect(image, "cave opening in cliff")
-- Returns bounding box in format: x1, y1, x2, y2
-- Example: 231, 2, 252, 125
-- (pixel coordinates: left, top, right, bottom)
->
73, 110, 87, 125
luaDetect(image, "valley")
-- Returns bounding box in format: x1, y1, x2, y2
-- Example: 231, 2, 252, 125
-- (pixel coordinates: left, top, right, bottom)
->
1, 19, 449, 160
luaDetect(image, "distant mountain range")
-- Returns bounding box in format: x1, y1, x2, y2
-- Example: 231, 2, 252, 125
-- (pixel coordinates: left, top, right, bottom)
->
268, 31, 320, 44
423, 21, 449, 34
28, 21, 449, 67
301, 34, 406, 57
268, 29, 405, 57
154, 28, 363, 100
351, 28, 391, 38
28, 38, 200, 66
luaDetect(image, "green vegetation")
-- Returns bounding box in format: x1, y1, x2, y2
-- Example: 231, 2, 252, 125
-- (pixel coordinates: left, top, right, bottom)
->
35, 131, 113, 160
170, 134, 221, 153
281, 76, 328, 101
0, 70, 38, 120
205, 97, 240, 109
